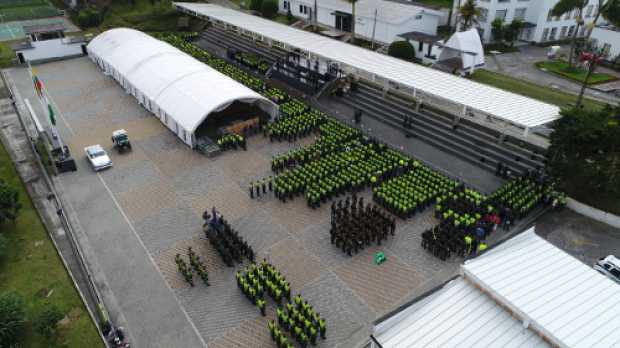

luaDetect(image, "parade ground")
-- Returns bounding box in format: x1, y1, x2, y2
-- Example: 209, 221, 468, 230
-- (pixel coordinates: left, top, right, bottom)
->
5, 57, 463, 347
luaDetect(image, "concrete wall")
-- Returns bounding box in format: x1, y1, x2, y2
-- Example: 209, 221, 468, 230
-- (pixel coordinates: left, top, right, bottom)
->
567, 197, 620, 229
17, 39, 85, 63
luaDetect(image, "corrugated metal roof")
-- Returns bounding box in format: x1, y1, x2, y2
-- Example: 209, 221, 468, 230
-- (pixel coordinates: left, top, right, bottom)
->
463, 228, 620, 348
374, 277, 550, 348
174, 3, 561, 129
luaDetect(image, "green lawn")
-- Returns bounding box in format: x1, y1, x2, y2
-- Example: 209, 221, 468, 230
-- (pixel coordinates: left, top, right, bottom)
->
99, 0, 187, 32
0, 0, 60, 22
536, 60, 618, 85
411, 0, 451, 8
0, 42, 14, 68
471, 69, 607, 111
0, 143, 103, 347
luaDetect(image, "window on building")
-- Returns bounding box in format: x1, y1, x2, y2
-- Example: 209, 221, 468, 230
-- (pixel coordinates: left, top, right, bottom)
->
568, 25, 575, 37
585, 5, 593, 17
547, 10, 553, 22
479, 8, 488, 22
283, 0, 288, 10
498, 0, 510, 3
579, 26, 586, 36
299, 5, 308, 14
602, 43, 611, 55
514, 8, 526, 20
495, 9, 507, 20
542, 28, 549, 41
549, 27, 557, 40
560, 26, 568, 38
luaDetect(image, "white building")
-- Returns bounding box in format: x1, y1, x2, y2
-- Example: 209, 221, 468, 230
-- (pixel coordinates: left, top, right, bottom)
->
591, 25, 620, 59
452, 0, 602, 43
278, 0, 445, 44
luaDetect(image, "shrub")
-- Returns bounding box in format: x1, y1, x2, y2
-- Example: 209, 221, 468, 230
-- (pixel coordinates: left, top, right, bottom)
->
34, 304, 64, 338
387, 41, 415, 61
249, 0, 262, 12
261, 0, 278, 19
0, 292, 26, 346
0, 180, 20, 224
0, 234, 7, 261
77, 8, 101, 28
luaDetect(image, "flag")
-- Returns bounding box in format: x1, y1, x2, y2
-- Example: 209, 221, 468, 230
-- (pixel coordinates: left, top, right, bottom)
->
47, 103, 56, 126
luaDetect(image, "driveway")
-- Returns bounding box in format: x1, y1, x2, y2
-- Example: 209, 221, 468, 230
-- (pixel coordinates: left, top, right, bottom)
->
485, 45, 619, 105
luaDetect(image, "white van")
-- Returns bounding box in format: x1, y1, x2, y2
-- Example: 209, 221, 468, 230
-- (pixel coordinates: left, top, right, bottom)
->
594, 255, 620, 284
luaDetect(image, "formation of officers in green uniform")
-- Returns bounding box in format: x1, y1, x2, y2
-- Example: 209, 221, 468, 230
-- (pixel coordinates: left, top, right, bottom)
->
264, 101, 326, 143
330, 194, 396, 256
269, 294, 326, 348
372, 162, 459, 218
175, 247, 210, 287
236, 260, 291, 315
204, 208, 254, 267
217, 133, 246, 151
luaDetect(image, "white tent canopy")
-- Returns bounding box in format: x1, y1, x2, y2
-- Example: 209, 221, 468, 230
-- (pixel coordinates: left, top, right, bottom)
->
174, 3, 560, 131
87, 28, 278, 147
437, 29, 485, 73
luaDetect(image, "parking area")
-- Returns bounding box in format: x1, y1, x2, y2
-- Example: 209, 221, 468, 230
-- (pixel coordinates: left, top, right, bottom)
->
6, 57, 463, 347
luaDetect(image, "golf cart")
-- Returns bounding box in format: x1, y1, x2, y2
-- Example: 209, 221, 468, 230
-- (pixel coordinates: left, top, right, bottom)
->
111, 129, 131, 152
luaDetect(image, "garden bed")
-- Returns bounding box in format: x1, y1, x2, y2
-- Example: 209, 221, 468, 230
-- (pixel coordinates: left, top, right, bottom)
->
536, 60, 618, 85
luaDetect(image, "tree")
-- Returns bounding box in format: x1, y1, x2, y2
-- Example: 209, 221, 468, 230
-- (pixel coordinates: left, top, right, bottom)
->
491, 18, 505, 42
249, 0, 262, 12
345, 0, 358, 43
457, 0, 481, 31
547, 105, 620, 210
0, 181, 20, 224
387, 41, 415, 61
575, 46, 606, 108
34, 304, 64, 339
504, 19, 523, 47
0, 292, 26, 346
260, 0, 278, 18
551, 0, 587, 68
588, 0, 620, 40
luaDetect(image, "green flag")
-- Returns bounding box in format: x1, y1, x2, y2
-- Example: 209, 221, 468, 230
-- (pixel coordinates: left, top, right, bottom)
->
47, 103, 56, 126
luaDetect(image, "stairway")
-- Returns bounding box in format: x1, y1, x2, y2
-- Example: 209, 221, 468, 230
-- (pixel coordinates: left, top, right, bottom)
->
200, 25, 286, 65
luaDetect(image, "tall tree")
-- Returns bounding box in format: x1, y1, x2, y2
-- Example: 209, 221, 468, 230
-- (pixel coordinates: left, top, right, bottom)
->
547, 104, 620, 211
457, 0, 481, 31
551, 0, 587, 68
587, 0, 620, 39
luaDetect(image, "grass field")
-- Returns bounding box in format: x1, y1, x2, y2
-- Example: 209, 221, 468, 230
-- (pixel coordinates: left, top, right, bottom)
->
411, 0, 452, 8
0, 143, 103, 347
0, 0, 59, 22
99, 0, 186, 32
471, 69, 607, 111
536, 60, 618, 85
0, 42, 15, 67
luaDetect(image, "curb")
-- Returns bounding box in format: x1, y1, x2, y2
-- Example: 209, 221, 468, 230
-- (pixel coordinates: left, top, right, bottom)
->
567, 197, 620, 229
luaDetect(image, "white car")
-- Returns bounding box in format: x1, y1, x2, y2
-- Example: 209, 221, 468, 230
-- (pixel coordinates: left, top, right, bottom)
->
84, 144, 112, 171
594, 255, 620, 284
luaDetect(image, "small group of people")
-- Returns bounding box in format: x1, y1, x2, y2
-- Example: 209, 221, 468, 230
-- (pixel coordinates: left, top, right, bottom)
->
103, 324, 130, 348
236, 259, 292, 315
269, 294, 327, 348
175, 247, 210, 287
248, 177, 273, 199
330, 194, 397, 256
204, 207, 254, 267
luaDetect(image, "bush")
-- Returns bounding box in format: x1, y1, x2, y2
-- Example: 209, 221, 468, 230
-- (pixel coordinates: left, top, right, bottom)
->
34, 304, 64, 338
249, 0, 262, 11
261, 0, 278, 19
77, 8, 101, 28
0, 292, 26, 346
0, 234, 7, 261
387, 41, 415, 61
0, 180, 21, 224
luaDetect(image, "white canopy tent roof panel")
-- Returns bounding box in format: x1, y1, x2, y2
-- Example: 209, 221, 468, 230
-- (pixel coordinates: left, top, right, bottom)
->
174, 3, 560, 129
463, 228, 620, 348
87, 28, 277, 137
373, 277, 549, 348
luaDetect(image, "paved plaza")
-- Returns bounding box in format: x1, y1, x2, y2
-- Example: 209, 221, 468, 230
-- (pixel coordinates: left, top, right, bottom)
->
7, 57, 462, 347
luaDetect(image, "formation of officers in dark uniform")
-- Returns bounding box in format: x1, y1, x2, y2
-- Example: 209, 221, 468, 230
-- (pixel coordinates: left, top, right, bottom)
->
330, 194, 396, 256
203, 207, 254, 267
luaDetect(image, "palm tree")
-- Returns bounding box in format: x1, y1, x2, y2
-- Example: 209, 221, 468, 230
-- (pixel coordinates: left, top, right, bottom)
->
551, 0, 587, 68
345, 0, 358, 43
457, 0, 481, 31
586, 0, 620, 39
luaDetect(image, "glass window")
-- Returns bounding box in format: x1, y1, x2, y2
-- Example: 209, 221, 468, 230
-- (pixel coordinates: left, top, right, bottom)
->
542, 28, 549, 41
568, 25, 575, 37
495, 9, 507, 20
560, 26, 568, 38
514, 8, 526, 20
549, 27, 557, 40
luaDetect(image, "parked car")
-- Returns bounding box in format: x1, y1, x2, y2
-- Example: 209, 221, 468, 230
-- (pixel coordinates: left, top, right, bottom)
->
84, 144, 112, 171
594, 255, 620, 284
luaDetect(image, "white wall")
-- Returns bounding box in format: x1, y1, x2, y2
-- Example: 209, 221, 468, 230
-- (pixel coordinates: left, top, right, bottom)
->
591, 26, 620, 59
280, 0, 440, 44
17, 39, 84, 62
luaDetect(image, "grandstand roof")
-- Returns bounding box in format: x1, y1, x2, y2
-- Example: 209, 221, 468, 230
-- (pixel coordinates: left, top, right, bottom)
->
374, 227, 620, 348
174, 3, 561, 129
86, 28, 277, 134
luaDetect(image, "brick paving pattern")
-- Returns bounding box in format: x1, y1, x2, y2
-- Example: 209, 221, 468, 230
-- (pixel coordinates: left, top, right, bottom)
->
21, 57, 466, 347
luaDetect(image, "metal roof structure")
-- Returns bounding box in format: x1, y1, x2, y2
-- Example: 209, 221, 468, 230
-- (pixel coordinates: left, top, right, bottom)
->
373, 227, 620, 348
373, 277, 550, 348
463, 228, 620, 348
175, 3, 561, 130
87, 28, 277, 146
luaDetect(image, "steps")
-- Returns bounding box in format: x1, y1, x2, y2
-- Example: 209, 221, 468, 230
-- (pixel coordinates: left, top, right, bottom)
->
200, 26, 286, 64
